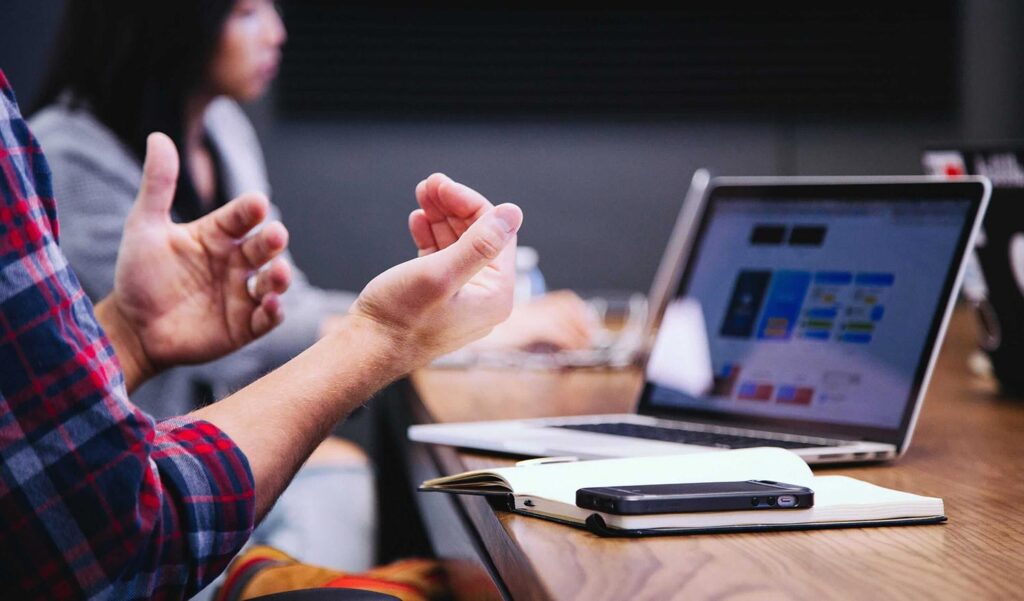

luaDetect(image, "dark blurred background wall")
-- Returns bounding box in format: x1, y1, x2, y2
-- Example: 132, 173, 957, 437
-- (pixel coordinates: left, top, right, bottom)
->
3, 1, 1024, 295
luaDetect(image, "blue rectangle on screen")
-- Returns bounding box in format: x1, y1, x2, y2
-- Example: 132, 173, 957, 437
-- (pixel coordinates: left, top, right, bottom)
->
813, 271, 853, 285
841, 333, 873, 344
756, 271, 812, 340
806, 307, 838, 319
871, 306, 885, 321
802, 330, 831, 340
855, 273, 895, 287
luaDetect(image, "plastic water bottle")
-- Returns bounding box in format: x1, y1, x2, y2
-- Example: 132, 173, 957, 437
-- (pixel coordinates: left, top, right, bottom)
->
515, 246, 546, 304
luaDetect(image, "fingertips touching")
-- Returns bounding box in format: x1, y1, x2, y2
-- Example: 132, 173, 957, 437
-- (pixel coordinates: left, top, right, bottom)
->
213, 192, 270, 239
425, 172, 449, 195
437, 177, 495, 220
251, 294, 284, 337
269, 259, 292, 293
252, 259, 292, 298
417, 173, 449, 220
238, 193, 271, 229
240, 220, 288, 268
409, 209, 438, 255
263, 293, 283, 320
415, 178, 459, 248
429, 216, 459, 251
261, 220, 289, 254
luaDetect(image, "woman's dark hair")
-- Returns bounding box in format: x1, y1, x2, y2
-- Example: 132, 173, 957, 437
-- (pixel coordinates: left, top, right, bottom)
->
32, 0, 236, 221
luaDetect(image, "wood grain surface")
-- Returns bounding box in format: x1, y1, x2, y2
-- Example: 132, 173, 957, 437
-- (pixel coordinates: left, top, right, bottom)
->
411, 307, 1024, 600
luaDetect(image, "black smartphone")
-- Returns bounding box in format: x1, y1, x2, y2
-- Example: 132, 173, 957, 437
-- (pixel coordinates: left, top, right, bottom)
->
575, 480, 814, 515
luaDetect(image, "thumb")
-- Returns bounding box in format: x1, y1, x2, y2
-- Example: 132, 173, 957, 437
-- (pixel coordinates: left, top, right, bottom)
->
426, 203, 523, 292
133, 132, 179, 218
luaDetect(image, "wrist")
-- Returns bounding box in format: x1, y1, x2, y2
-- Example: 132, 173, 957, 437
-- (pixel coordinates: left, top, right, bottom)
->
94, 295, 157, 392
330, 313, 421, 382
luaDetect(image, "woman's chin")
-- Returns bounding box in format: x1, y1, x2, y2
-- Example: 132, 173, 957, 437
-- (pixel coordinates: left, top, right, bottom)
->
231, 83, 270, 103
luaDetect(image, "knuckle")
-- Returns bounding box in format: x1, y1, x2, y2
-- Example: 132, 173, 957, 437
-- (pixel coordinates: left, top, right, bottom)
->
236, 206, 254, 231
147, 171, 176, 190
470, 230, 502, 260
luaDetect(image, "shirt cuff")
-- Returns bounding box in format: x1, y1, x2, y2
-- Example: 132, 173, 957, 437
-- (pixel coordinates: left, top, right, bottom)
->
152, 416, 256, 592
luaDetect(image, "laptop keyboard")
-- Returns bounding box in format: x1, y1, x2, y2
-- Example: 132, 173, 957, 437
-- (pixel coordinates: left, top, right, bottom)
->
553, 422, 833, 450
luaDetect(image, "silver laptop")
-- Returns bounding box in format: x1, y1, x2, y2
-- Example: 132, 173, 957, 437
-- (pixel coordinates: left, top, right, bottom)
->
410, 176, 991, 464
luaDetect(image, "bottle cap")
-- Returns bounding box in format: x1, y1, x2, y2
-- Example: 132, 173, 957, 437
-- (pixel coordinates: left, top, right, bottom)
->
516, 246, 539, 271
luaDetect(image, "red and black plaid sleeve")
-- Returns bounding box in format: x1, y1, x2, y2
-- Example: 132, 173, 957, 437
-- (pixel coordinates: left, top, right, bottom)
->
0, 70, 255, 599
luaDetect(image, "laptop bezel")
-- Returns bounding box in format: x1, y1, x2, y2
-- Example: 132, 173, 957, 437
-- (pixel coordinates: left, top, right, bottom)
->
635, 176, 990, 449
642, 169, 711, 344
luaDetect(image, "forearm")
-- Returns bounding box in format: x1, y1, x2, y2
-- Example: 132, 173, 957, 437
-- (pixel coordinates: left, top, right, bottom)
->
192, 315, 409, 520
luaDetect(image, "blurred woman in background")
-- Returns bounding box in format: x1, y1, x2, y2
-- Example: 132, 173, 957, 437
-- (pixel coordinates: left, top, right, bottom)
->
32, 0, 595, 416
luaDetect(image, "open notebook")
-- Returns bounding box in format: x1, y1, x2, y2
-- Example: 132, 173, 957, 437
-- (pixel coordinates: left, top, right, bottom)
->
419, 448, 945, 536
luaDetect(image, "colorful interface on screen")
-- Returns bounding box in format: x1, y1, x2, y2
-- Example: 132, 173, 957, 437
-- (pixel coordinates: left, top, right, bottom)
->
647, 197, 971, 429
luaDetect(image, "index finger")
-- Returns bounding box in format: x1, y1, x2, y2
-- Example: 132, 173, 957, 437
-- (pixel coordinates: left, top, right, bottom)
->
418, 174, 495, 242
205, 193, 270, 239
409, 209, 438, 256
435, 177, 493, 225
416, 176, 459, 250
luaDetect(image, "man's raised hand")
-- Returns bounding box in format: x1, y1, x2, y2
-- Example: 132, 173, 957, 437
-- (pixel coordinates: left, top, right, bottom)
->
98, 133, 292, 389
349, 174, 522, 370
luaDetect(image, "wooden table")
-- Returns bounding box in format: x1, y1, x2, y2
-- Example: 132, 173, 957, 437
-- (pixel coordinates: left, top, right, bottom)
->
405, 307, 1024, 600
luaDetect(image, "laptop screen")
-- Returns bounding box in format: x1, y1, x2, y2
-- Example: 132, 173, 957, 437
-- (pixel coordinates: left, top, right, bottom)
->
641, 181, 983, 443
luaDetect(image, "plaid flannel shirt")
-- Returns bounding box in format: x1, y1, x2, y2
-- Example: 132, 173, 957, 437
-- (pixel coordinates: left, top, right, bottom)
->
0, 70, 255, 599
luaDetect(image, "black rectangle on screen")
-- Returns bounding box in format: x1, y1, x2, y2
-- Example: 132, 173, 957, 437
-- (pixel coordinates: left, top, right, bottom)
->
750, 225, 787, 245
789, 225, 827, 246
720, 270, 773, 338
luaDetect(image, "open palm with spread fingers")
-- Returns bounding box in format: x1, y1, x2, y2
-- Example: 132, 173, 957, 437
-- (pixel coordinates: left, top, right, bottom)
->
100, 133, 292, 384
350, 173, 522, 368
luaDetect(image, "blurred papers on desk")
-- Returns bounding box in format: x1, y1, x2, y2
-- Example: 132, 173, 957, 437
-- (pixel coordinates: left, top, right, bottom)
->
432, 293, 650, 370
